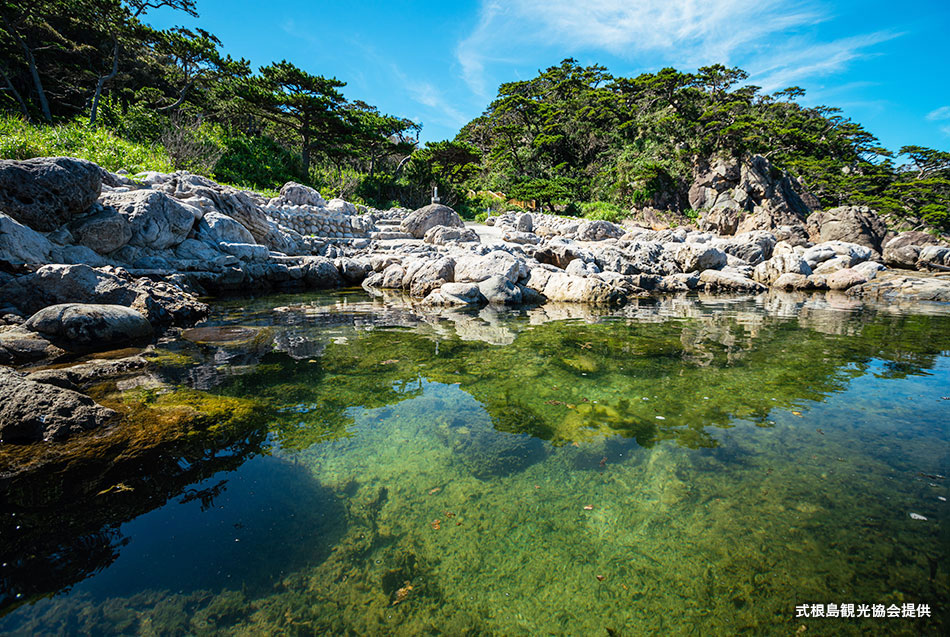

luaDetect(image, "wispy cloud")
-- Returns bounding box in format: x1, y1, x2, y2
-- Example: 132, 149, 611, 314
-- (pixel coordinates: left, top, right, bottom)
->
457, 0, 896, 99
927, 106, 950, 121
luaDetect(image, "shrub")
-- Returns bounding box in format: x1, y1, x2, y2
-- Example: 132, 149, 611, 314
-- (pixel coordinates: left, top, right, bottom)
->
579, 201, 629, 223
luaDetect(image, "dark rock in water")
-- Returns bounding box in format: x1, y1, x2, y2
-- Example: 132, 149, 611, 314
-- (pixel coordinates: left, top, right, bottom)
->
438, 411, 547, 479
25, 303, 153, 349
0, 366, 117, 443
181, 325, 261, 345
0, 157, 102, 231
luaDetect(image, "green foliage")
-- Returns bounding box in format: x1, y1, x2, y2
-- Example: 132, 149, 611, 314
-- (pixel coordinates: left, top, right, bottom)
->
212, 129, 303, 190
0, 114, 173, 173
579, 201, 628, 223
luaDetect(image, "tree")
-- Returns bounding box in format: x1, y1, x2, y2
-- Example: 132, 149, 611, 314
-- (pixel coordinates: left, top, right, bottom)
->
239, 60, 348, 175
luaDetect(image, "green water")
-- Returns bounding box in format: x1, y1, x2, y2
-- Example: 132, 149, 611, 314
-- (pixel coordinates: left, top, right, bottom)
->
1, 292, 948, 635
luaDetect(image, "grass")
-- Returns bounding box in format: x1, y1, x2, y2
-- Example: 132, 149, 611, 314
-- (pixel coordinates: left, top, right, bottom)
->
0, 114, 174, 174
579, 201, 629, 223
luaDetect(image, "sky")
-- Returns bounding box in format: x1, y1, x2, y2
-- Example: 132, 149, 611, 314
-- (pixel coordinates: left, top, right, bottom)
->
147, 0, 950, 153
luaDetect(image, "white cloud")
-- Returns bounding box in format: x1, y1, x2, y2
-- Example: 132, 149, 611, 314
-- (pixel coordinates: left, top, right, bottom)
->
457, 0, 896, 98
927, 106, 950, 121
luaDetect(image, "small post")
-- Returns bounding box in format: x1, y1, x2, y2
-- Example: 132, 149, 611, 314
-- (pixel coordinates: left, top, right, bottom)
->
432, 186, 440, 204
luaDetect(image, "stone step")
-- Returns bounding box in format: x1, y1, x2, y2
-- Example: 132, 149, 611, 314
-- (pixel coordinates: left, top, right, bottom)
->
374, 219, 403, 227
370, 231, 413, 240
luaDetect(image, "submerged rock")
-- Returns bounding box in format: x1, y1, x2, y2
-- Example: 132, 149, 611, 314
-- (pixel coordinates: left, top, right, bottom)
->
0, 366, 117, 442
437, 418, 546, 479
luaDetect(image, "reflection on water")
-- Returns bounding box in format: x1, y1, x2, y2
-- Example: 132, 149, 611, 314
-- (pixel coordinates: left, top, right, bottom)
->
0, 291, 948, 635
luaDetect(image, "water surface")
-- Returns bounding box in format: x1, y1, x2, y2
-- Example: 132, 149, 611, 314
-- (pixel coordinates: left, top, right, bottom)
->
1, 291, 948, 635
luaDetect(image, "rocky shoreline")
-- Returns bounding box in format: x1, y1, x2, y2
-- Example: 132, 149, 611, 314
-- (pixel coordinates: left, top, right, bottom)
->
1, 154, 950, 444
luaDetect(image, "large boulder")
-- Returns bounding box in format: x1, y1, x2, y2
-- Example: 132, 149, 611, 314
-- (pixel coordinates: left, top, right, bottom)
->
576, 220, 625, 242
0, 212, 54, 264
699, 269, 767, 293
400, 203, 464, 239
477, 274, 523, 306
273, 182, 327, 207
673, 243, 727, 273
68, 206, 133, 254
100, 190, 198, 250
0, 366, 117, 443
0, 157, 102, 231
753, 254, 813, 285
200, 210, 256, 244
806, 206, 888, 254
25, 303, 153, 348
454, 250, 527, 283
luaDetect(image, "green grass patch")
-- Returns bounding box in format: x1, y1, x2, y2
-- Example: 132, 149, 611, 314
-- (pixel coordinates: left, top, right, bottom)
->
0, 115, 174, 174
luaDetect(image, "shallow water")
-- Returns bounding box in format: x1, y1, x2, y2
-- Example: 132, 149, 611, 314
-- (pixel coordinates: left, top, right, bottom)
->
1, 291, 948, 635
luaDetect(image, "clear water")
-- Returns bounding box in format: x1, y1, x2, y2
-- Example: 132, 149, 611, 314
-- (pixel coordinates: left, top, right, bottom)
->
1, 291, 948, 635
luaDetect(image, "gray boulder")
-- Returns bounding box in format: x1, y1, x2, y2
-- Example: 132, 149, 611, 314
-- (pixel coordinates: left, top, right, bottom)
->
0, 366, 117, 443
0, 212, 54, 263
576, 220, 625, 241
274, 182, 327, 207
806, 206, 888, 254
455, 250, 527, 283
423, 225, 480, 245
100, 190, 197, 250
327, 198, 358, 215
0, 157, 102, 231
674, 243, 727, 273
201, 210, 256, 244
753, 254, 812, 285
69, 206, 133, 254
220, 242, 269, 262
424, 282, 486, 307
477, 274, 523, 305
882, 231, 945, 269
699, 269, 767, 293
61, 245, 109, 267
400, 203, 464, 238
826, 268, 868, 291
25, 303, 153, 348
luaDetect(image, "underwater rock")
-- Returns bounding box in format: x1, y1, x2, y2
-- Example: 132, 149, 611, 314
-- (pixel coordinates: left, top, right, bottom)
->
437, 416, 546, 479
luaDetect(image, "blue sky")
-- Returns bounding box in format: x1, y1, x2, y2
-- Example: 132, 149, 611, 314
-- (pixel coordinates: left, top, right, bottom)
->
147, 0, 950, 153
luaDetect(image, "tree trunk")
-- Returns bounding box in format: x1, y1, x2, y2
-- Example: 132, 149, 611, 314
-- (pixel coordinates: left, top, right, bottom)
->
301, 134, 311, 177
90, 38, 119, 126
3, 18, 51, 121
0, 66, 30, 120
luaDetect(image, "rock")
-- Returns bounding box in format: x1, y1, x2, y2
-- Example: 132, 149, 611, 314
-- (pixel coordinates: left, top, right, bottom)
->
0, 212, 54, 263
327, 198, 357, 215
517, 214, 533, 233
576, 220, 625, 241
274, 182, 326, 207
882, 231, 945, 269
335, 257, 372, 285
25, 303, 153, 348
852, 261, 885, 280
175, 238, 221, 262
565, 259, 600, 276
200, 210, 256, 244
689, 155, 810, 233
423, 282, 486, 307
69, 206, 133, 254
220, 242, 270, 262
455, 250, 527, 284
753, 253, 812, 285
423, 225, 480, 245
0, 366, 117, 443
699, 269, 767, 293
849, 272, 950, 302
502, 230, 541, 245
806, 206, 888, 254
0, 264, 207, 326
100, 190, 197, 250
61, 245, 109, 267
773, 224, 810, 247
477, 275, 523, 305
535, 243, 578, 269
697, 208, 739, 235
0, 157, 102, 231
825, 268, 868, 291
674, 243, 727, 273
0, 326, 63, 364
812, 255, 852, 275
712, 231, 776, 266
404, 256, 455, 298
772, 272, 812, 290
523, 267, 627, 305
380, 263, 407, 288
400, 203, 464, 239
